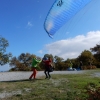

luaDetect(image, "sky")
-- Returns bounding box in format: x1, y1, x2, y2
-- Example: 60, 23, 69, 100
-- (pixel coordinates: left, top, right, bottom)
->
0, 0, 100, 71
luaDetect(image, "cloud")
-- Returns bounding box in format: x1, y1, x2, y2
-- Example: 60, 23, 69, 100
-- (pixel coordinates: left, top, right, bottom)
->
40, 31, 100, 60
27, 21, 33, 27
38, 50, 43, 54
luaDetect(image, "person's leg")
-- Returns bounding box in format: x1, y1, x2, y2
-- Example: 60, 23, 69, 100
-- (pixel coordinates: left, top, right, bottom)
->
80, 66, 82, 70
44, 70, 48, 78
33, 68, 37, 79
29, 68, 34, 79
47, 71, 51, 79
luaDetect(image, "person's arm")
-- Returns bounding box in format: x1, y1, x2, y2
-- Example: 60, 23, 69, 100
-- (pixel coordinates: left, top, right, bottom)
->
35, 58, 41, 63
48, 59, 52, 66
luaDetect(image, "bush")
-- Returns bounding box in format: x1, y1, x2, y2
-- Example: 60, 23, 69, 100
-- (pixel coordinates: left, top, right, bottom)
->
81, 66, 97, 70
84, 83, 100, 100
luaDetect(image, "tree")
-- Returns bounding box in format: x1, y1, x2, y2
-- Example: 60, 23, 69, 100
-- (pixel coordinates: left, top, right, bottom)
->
9, 57, 21, 71
77, 50, 95, 66
18, 53, 33, 67
90, 44, 100, 54
9, 53, 42, 71
54, 56, 64, 70
64, 58, 78, 69
90, 44, 100, 67
54, 56, 64, 63
0, 36, 12, 65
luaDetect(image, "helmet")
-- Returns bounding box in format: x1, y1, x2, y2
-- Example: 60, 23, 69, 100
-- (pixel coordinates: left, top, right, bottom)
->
43, 57, 48, 60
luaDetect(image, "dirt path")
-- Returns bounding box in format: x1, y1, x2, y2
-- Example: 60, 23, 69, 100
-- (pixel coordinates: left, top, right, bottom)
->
0, 71, 86, 81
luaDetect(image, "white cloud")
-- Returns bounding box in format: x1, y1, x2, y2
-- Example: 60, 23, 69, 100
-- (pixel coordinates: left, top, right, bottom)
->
38, 50, 43, 54
27, 21, 33, 27
40, 31, 100, 60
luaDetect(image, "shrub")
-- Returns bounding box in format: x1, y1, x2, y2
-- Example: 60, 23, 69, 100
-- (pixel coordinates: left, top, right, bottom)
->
84, 83, 100, 100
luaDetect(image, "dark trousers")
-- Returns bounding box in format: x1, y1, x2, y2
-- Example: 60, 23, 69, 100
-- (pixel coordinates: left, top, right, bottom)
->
44, 66, 51, 78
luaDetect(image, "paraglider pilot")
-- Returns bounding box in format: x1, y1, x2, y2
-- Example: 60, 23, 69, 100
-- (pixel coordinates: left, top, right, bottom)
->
42, 57, 53, 79
29, 57, 41, 80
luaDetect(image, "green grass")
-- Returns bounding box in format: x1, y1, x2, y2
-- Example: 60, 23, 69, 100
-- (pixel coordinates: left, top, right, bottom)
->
0, 69, 100, 100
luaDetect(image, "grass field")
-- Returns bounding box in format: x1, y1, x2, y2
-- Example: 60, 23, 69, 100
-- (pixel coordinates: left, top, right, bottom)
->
0, 69, 100, 100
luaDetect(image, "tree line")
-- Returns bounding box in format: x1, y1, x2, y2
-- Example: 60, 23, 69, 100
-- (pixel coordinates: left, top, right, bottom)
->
0, 36, 100, 71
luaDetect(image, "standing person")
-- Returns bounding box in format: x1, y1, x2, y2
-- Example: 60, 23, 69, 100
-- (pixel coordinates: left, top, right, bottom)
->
69, 61, 73, 69
79, 61, 83, 70
29, 57, 41, 80
42, 57, 52, 79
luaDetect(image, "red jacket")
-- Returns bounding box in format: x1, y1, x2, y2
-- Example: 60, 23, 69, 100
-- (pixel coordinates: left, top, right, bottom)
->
43, 59, 52, 66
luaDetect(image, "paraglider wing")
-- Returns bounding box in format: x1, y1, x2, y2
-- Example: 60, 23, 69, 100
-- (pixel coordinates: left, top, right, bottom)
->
57, 0, 63, 7
48, 33, 53, 38
44, 0, 92, 37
